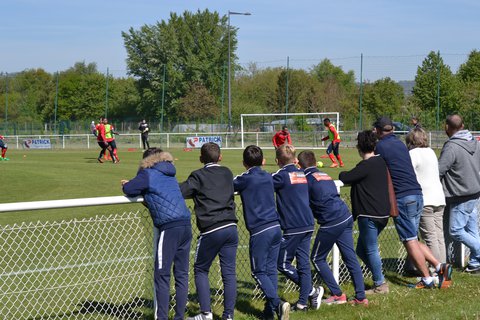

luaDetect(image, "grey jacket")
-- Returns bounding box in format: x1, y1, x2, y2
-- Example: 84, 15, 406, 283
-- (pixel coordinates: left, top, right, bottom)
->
438, 130, 480, 202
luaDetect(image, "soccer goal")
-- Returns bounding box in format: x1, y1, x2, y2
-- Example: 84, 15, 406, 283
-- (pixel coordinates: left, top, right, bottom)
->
240, 112, 340, 149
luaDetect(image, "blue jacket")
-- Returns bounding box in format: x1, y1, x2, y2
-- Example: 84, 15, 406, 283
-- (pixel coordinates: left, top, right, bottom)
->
375, 133, 422, 198
234, 166, 280, 235
123, 154, 191, 231
304, 167, 351, 227
272, 164, 314, 235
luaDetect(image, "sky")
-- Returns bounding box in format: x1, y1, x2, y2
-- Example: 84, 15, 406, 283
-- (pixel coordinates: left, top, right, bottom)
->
1, 0, 479, 81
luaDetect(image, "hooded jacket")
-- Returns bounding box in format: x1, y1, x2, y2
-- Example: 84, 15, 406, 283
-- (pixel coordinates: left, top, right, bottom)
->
438, 130, 480, 202
123, 154, 191, 230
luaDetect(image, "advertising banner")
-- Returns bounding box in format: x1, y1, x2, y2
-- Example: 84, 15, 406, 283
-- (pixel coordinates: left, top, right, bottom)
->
186, 136, 222, 148
24, 139, 52, 149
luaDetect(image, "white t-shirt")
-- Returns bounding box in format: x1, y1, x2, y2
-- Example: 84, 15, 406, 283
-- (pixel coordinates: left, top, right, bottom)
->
409, 147, 446, 206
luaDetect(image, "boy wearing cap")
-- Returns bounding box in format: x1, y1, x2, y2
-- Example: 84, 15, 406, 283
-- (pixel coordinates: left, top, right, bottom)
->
374, 116, 452, 289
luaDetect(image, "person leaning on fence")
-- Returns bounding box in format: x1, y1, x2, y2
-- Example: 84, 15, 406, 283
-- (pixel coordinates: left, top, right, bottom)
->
121, 148, 192, 320
374, 116, 453, 289
139, 119, 150, 150
438, 114, 480, 274
338, 130, 390, 295
406, 128, 447, 264
272, 145, 321, 312
233, 145, 290, 320
180, 142, 238, 320
298, 150, 367, 306
0, 135, 9, 161
321, 118, 344, 168
272, 126, 291, 149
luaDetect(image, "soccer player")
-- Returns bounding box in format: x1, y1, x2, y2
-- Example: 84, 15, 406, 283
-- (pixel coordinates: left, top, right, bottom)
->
321, 118, 344, 168
103, 118, 119, 163
180, 142, 238, 320
122, 148, 192, 320
0, 135, 9, 161
272, 126, 292, 149
139, 119, 150, 150
273, 144, 321, 312
95, 117, 114, 163
233, 145, 290, 320
298, 150, 367, 305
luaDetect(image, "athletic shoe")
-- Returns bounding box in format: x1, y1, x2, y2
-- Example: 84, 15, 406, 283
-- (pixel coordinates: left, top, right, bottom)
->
339, 162, 345, 167
322, 293, 347, 305
97, 158, 104, 163
309, 286, 324, 310
365, 282, 389, 294
3, 157, 9, 161
277, 300, 290, 320
438, 263, 453, 288
329, 163, 339, 168
408, 279, 435, 289
222, 315, 233, 320
348, 298, 369, 306
290, 303, 308, 312
465, 264, 480, 273
187, 312, 213, 320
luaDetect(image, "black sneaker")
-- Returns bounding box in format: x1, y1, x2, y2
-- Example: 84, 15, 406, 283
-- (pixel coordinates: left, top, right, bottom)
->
438, 263, 453, 288
97, 158, 104, 163
277, 301, 290, 320
290, 303, 308, 312
308, 286, 324, 310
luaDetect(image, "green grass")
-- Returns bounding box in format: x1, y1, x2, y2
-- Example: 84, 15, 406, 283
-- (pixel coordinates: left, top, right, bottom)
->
1, 147, 480, 319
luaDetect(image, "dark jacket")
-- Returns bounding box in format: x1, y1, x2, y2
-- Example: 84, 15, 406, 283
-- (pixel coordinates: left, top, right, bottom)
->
375, 133, 422, 198
272, 164, 314, 235
339, 156, 390, 225
122, 154, 191, 231
234, 166, 280, 235
304, 167, 352, 227
180, 163, 237, 234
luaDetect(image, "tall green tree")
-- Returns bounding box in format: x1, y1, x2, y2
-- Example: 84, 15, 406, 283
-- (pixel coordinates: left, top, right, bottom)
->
362, 77, 405, 120
122, 9, 230, 123
457, 50, 480, 130
412, 51, 460, 129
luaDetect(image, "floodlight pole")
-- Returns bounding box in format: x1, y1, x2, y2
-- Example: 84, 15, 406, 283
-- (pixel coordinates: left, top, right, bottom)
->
228, 10, 251, 132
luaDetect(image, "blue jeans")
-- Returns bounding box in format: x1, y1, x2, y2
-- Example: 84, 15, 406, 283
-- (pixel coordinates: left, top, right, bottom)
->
448, 198, 480, 267
394, 194, 423, 242
356, 217, 386, 287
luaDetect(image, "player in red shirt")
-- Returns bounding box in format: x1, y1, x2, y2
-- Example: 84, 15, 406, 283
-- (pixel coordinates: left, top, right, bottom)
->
0, 135, 9, 161
272, 126, 292, 149
321, 118, 344, 168
95, 118, 114, 163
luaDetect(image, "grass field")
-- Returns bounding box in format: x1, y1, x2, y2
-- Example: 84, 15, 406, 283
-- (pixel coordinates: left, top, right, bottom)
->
1, 146, 480, 319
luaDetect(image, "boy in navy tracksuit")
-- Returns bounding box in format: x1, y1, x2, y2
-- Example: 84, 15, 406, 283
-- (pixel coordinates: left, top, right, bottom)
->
233, 145, 290, 320
297, 150, 367, 306
272, 144, 322, 311
180, 142, 238, 320
122, 148, 192, 320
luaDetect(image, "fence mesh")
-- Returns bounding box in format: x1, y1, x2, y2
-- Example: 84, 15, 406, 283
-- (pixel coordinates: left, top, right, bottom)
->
0, 196, 475, 318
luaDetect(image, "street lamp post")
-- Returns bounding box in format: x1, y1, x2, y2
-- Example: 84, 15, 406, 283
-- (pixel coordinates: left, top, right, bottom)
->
228, 10, 251, 132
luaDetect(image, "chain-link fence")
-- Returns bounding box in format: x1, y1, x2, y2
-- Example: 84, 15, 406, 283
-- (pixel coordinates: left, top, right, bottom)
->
0, 194, 476, 319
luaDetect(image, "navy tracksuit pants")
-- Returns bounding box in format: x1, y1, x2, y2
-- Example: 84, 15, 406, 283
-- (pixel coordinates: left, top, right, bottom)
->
154, 225, 192, 320
194, 225, 238, 319
250, 226, 282, 317
310, 217, 366, 300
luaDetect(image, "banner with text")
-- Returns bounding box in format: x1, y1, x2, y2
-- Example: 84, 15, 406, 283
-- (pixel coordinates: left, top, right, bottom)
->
24, 139, 52, 149
186, 136, 222, 148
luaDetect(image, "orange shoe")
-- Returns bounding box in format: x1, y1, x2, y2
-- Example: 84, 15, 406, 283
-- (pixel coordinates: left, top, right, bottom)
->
329, 163, 339, 168
339, 162, 345, 167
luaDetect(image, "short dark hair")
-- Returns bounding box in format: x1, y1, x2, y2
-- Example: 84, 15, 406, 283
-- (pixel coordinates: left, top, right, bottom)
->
297, 150, 316, 168
282, 125, 288, 130
243, 145, 263, 167
200, 142, 221, 163
323, 118, 331, 124
143, 147, 163, 159
356, 130, 377, 154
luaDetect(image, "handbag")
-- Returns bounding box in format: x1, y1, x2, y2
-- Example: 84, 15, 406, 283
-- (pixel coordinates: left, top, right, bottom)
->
386, 168, 399, 217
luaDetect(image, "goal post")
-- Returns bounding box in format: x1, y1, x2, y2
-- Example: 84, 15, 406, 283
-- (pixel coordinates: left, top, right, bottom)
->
240, 112, 340, 149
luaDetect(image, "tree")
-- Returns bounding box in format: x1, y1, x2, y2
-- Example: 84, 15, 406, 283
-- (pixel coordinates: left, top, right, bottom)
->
458, 50, 480, 83
412, 51, 460, 129
122, 10, 230, 123
457, 50, 480, 130
177, 83, 219, 122
362, 77, 405, 119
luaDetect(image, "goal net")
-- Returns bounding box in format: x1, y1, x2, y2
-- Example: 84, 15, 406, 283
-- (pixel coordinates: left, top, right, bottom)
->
240, 112, 340, 149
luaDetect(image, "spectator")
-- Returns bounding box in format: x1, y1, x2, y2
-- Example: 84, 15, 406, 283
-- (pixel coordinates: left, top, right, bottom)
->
438, 114, 480, 274
321, 118, 344, 168
406, 128, 446, 263
374, 116, 452, 289
339, 130, 390, 294
272, 126, 292, 149
411, 116, 422, 130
